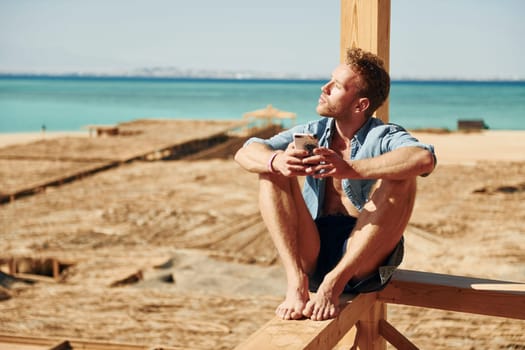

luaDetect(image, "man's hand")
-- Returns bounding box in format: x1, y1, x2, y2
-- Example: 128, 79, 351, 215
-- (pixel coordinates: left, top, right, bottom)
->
302, 147, 355, 179
271, 143, 312, 177
301, 146, 435, 180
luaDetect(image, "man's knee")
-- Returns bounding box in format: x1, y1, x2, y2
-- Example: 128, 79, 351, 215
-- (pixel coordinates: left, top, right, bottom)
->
367, 178, 417, 220
258, 173, 311, 221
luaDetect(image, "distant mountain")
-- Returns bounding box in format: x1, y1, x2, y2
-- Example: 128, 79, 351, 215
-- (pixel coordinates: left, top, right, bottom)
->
0, 66, 326, 80
127, 66, 325, 80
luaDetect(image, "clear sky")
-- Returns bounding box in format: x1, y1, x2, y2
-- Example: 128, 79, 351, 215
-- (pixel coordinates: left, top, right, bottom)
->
1, 0, 524, 80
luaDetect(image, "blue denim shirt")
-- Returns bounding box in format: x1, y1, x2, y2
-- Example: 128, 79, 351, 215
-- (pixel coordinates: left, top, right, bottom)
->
245, 117, 436, 219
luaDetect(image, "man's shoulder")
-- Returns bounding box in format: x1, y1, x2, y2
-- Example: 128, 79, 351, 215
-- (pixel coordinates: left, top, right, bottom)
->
356, 118, 417, 154
363, 118, 409, 137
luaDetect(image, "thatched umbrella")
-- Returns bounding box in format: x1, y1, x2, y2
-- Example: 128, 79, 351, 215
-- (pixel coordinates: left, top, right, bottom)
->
242, 105, 296, 126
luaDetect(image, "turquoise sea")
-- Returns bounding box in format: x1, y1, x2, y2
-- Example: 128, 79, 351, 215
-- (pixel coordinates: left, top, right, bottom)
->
0, 76, 524, 133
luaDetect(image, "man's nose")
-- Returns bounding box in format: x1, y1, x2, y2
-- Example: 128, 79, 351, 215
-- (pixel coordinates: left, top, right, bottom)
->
321, 82, 331, 94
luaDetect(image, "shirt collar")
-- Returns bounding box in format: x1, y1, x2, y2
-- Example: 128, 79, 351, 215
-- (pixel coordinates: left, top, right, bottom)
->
326, 116, 382, 147
354, 117, 380, 146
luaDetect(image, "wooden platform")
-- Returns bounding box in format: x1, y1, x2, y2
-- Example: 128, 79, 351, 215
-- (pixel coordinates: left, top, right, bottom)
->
0, 119, 242, 162
0, 119, 260, 204
234, 269, 525, 350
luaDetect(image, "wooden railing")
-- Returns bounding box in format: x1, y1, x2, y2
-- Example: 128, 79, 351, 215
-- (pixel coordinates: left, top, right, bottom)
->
234, 269, 525, 350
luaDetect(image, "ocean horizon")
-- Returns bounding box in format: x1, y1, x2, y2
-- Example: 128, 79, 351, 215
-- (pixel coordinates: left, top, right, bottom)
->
1, 75, 524, 133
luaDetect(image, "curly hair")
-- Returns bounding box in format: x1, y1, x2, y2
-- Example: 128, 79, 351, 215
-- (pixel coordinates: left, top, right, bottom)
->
345, 48, 390, 117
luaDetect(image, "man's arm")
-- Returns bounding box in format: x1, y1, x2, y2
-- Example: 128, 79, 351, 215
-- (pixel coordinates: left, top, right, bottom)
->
234, 141, 276, 174
307, 146, 435, 180
235, 141, 310, 177
350, 146, 435, 179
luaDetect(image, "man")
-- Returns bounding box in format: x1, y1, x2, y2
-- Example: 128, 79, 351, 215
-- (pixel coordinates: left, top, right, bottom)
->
234, 48, 436, 321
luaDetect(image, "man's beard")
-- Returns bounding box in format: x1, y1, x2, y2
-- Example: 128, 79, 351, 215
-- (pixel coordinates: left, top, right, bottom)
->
316, 102, 336, 118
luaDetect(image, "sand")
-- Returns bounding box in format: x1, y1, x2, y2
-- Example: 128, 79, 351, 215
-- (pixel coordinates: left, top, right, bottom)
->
0, 131, 89, 148
0, 125, 524, 349
411, 130, 525, 164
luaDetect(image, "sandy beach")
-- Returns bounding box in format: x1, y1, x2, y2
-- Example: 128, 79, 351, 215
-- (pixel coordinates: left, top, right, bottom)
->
0, 122, 524, 349
0, 131, 89, 148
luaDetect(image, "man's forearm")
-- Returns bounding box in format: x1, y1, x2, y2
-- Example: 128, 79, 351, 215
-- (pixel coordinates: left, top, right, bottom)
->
350, 146, 435, 180
234, 142, 275, 174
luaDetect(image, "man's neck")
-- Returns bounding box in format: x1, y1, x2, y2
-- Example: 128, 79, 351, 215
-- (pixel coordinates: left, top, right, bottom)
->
334, 115, 367, 143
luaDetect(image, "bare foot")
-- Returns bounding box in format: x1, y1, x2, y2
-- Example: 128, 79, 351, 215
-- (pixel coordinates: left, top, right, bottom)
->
302, 290, 340, 321
275, 282, 310, 320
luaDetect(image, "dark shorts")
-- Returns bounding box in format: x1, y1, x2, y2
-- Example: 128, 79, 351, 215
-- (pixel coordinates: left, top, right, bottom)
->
308, 215, 404, 294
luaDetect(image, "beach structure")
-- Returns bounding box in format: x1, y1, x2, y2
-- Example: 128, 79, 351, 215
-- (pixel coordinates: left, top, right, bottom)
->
234, 1, 525, 349
85, 124, 120, 137
243, 104, 297, 127
457, 119, 489, 131
0, 119, 259, 204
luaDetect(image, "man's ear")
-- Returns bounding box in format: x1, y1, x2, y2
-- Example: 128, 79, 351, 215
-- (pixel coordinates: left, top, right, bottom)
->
355, 97, 370, 113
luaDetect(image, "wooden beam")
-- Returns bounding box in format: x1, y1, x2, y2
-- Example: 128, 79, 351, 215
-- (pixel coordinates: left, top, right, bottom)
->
356, 302, 387, 350
233, 293, 377, 350
378, 269, 525, 320
340, 0, 391, 122
234, 269, 524, 350
332, 326, 358, 350
49, 340, 72, 350
378, 319, 419, 350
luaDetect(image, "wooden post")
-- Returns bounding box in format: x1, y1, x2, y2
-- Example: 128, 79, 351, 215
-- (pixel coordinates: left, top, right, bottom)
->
356, 301, 387, 350
340, 0, 391, 123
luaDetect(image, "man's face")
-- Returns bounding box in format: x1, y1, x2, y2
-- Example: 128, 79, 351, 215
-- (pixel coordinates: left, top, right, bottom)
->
316, 64, 361, 119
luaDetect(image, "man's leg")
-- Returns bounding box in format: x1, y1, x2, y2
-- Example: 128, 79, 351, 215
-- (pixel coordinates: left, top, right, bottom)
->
258, 173, 319, 320
349, 177, 416, 280
303, 178, 417, 321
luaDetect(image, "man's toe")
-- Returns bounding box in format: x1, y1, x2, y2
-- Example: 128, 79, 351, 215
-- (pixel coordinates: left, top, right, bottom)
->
290, 309, 304, 320
302, 301, 313, 318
